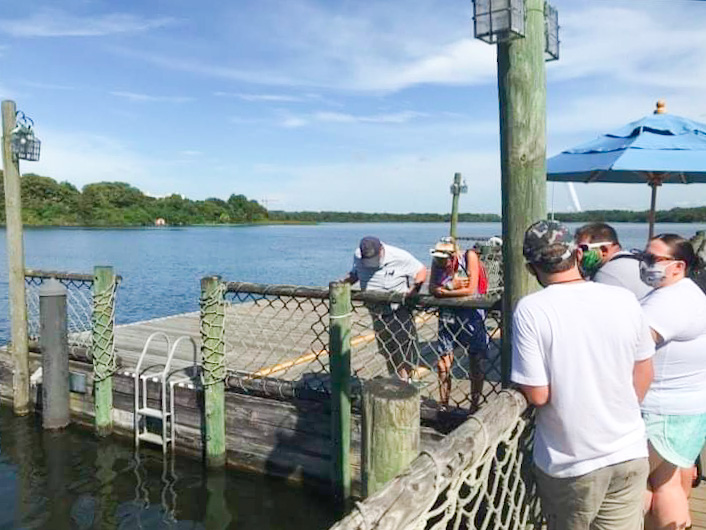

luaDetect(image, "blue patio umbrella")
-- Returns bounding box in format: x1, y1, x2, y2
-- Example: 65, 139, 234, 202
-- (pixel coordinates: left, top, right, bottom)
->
547, 101, 706, 238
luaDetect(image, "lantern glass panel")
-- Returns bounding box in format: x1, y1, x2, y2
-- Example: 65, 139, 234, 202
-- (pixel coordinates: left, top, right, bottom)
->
11, 133, 41, 162
473, 0, 525, 44
544, 2, 559, 61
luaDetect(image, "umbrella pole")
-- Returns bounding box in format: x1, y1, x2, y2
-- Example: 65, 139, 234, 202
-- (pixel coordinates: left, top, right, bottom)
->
648, 182, 658, 240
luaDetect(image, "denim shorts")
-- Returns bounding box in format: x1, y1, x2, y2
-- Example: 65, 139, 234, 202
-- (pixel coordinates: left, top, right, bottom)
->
437, 308, 488, 355
643, 411, 706, 468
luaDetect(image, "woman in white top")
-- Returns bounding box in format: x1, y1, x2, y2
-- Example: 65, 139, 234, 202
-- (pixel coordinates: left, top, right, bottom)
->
639, 234, 706, 529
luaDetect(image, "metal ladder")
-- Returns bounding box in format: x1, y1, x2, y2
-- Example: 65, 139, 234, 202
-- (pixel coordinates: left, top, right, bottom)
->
133, 332, 199, 453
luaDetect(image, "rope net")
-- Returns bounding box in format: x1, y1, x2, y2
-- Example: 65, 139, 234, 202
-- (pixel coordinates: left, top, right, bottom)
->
92, 274, 119, 382
24, 274, 95, 356
330, 391, 542, 530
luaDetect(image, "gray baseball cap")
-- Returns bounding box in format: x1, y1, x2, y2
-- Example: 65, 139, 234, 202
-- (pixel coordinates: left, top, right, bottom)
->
359, 236, 383, 268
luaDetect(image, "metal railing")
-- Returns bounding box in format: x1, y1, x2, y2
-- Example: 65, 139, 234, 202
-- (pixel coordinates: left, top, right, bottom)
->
222, 282, 504, 411
330, 390, 542, 530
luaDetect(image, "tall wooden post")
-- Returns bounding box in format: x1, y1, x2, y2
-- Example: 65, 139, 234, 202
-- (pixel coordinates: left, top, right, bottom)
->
497, 0, 547, 386
93, 266, 116, 436
329, 281, 351, 507
200, 276, 226, 467
362, 378, 420, 497
449, 172, 462, 240
2, 100, 30, 415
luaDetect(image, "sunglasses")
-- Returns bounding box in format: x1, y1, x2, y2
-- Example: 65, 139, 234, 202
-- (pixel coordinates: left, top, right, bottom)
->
637, 252, 677, 267
577, 242, 610, 252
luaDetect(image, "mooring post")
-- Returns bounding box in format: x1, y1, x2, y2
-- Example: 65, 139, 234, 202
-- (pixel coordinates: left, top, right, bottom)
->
200, 276, 226, 467
497, 0, 547, 386
93, 265, 117, 436
361, 378, 420, 497
2, 99, 30, 416
39, 279, 70, 429
329, 281, 352, 506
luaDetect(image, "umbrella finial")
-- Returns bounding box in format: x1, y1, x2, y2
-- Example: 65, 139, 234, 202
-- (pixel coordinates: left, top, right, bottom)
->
655, 99, 667, 114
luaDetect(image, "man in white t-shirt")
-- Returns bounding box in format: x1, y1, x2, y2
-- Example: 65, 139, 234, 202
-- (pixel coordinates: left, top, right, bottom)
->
574, 222, 651, 299
343, 236, 427, 380
512, 220, 655, 530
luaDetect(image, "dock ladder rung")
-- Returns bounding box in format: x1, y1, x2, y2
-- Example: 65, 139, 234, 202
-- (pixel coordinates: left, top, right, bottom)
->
138, 432, 166, 446
137, 407, 169, 419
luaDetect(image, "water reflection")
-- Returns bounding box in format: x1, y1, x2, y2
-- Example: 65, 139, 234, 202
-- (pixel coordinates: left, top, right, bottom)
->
0, 407, 335, 529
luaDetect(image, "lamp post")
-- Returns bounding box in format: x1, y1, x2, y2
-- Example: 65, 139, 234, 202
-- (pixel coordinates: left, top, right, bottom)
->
472, 0, 559, 386
449, 172, 468, 240
1, 101, 41, 415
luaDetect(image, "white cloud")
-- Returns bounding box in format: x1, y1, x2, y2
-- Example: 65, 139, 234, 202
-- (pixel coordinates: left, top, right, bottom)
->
0, 10, 175, 38
278, 110, 428, 128
110, 91, 193, 103
214, 92, 305, 103
179, 150, 202, 157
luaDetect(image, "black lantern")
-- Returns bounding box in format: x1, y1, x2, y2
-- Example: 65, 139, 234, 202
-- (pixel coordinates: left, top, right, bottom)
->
473, 0, 526, 44
11, 111, 40, 162
544, 2, 559, 61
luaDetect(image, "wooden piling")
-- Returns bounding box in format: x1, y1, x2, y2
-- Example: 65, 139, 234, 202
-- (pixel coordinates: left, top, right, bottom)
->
93, 266, 116, 436
362, 378, 420, 497
200, 276, 226, 467
1, 100, 30, 415
497, 0, 547, 386
329, 281, 352, 506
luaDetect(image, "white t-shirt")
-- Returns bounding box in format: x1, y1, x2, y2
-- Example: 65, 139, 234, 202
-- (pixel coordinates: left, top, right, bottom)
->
512, 282, 654, 478
594, 251, 652, 300
351, 243, 424, 294
640, 278, 706, 415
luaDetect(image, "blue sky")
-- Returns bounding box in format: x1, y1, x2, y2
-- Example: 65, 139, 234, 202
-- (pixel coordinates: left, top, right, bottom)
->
1, 0, 705, 214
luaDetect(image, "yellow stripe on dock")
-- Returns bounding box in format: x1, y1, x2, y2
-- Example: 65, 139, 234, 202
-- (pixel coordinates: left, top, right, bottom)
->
251, 312, 434, 379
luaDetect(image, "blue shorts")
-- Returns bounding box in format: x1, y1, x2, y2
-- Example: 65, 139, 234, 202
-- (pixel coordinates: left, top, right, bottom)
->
643, 411, 706, 468
438, 308, 488, 355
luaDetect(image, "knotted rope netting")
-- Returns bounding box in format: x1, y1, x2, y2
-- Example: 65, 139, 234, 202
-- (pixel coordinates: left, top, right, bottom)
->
200, 280, 227, 386
92, 274, 118, 382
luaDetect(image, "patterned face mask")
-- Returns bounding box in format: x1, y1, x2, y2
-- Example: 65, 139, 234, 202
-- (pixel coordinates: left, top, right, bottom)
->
580, 249, 603, 278
639, 260, 671, 288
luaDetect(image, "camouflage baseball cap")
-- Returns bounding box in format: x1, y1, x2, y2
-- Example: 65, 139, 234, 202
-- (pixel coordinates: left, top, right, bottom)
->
523, 220, 575, 264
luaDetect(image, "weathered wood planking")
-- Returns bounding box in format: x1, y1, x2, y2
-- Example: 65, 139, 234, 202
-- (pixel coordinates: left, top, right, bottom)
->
691, 474, 706, 529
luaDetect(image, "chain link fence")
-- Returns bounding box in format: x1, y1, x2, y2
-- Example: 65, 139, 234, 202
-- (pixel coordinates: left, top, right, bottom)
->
221, 282, 503, 411
330, 390, 542, 530
24, 270, 95, 356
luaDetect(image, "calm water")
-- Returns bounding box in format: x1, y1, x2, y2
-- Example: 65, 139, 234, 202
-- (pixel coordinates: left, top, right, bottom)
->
0, 407, 336, 529
0, 220, 705, 529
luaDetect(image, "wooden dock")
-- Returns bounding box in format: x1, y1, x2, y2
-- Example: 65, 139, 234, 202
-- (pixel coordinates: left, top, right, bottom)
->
110, 304, 500, 409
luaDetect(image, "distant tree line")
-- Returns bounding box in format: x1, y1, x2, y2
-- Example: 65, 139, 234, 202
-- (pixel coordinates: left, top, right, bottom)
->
1, 171, 705, 226
0, 172, 268, 226
267, 211, 501, 223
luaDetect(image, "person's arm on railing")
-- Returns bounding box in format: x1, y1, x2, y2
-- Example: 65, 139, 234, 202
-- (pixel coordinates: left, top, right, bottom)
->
341, 270, 358, 284
407, 265, 427, 295
518, 385, 550, 407
632, 358, 653, 403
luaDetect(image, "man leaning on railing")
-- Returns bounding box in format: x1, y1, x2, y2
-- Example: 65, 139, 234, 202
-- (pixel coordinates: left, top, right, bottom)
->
512, 220, 655, 530
341, 236, 427, 381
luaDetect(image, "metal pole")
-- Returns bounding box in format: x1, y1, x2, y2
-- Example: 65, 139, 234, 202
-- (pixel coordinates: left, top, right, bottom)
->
200, 276, 226, 467
497, 0, 547, 387
39, 279, 70, 429
329, 281, 351, 507
93, 265, 116, 436
2, 99, 30, 415
450, 172, 462, 240
648, 182, 658, 240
